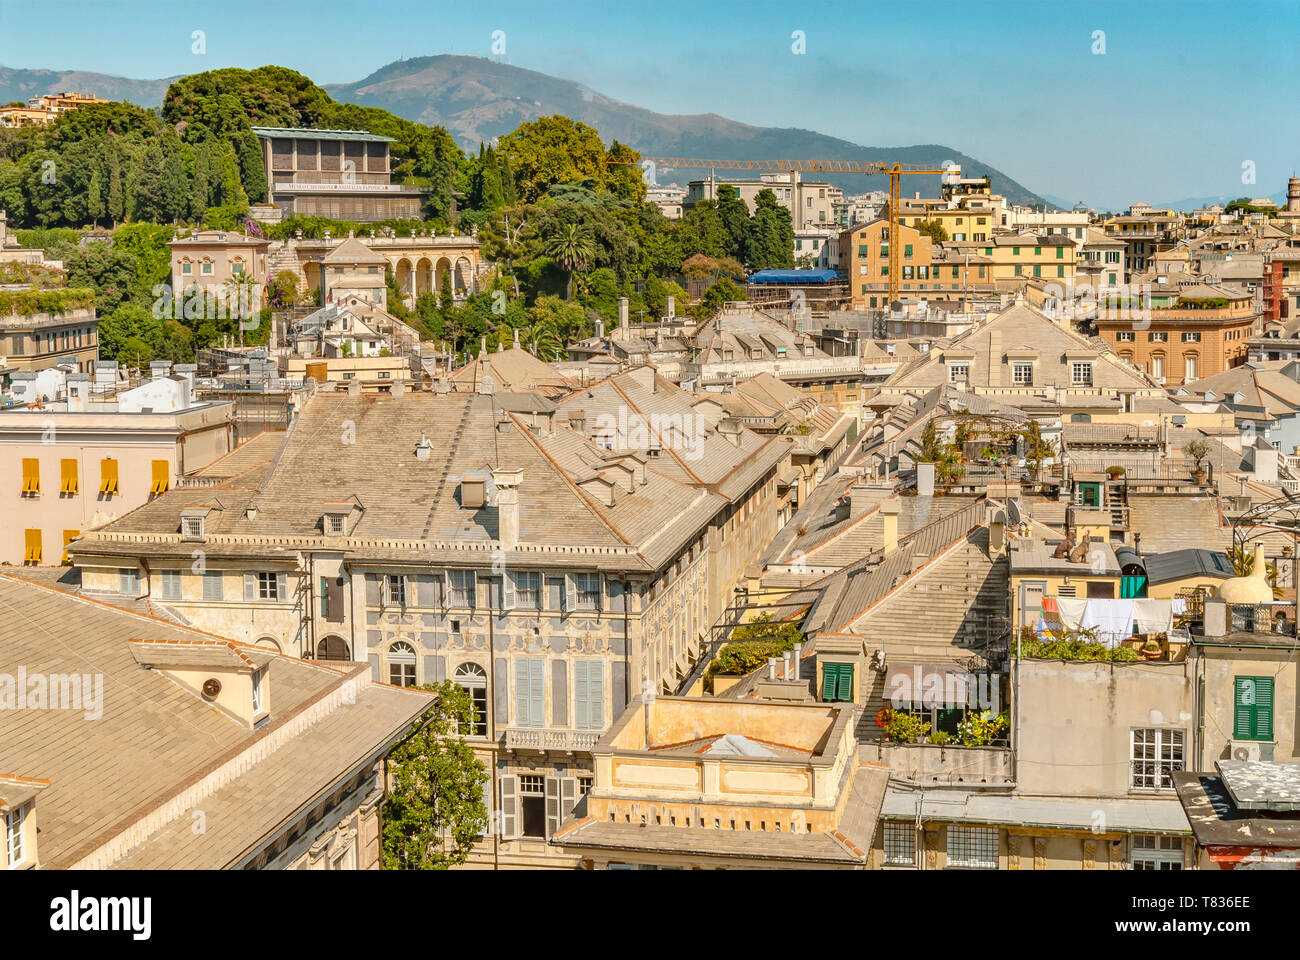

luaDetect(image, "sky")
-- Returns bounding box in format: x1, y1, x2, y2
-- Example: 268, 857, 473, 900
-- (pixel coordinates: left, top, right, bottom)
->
1, 0, 1297, 210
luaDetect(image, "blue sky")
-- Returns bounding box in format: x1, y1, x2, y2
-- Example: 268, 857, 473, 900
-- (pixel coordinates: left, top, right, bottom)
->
1, 0, 1296, 209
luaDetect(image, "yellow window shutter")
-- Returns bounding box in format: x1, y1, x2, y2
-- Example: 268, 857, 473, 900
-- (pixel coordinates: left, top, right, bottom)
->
60, 458, 78, 495
62, 529, 78, 565
100, 458, 119, 495
150, 460, 169, 495
21, 458, 39, 495
24, 529, 41, 564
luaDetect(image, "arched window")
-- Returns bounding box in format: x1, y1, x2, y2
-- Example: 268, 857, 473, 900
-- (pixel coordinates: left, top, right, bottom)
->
317, 635, 350, 661
254, 636, 281, 654
388, 641, 416, 688
455, 662, 488, 737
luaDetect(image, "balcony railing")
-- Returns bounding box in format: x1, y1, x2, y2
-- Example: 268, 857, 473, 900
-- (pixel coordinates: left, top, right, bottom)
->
501, 727, 602, 753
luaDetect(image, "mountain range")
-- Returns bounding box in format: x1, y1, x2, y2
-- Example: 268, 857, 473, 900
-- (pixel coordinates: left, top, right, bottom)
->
0, 55, 1057, 206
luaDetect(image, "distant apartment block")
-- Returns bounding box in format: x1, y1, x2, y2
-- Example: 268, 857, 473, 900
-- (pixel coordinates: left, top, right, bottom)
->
685, 172, 842, 229
0, 91, 107, 128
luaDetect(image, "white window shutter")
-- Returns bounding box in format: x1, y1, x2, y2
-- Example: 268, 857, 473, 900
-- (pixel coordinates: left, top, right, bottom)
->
478, 778, 493, 837
572, 659, 586, 729
502, 572, 516, 611
589, 661, 604, 730
561, 777, 578, 818
467, 571, 477, 610
513, 663, 529, 726
277, 572, 288, 601
401, 575, 410, 606
545, 776, 561, 839
530, 660, 545, 727
564, 574, 577, 614
244, 572, 256, 601
441, 570, 452, 608
499, 775, 518, 839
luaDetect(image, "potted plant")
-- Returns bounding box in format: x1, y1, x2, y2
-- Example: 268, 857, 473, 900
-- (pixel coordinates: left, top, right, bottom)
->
1106, 465, 1125, 479
1141, 638, 1163, 660
1185, 438, 1211, 484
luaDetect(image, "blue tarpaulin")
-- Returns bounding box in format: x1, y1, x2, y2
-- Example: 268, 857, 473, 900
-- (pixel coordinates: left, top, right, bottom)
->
747, 269, 840, 284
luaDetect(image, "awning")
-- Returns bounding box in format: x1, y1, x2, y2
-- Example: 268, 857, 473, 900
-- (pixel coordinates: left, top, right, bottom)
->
885, 661, 978, 707
881, 788, 1191, 834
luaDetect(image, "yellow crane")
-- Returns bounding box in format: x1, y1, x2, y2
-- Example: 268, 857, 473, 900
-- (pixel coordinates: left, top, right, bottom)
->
628, 157, 950, 305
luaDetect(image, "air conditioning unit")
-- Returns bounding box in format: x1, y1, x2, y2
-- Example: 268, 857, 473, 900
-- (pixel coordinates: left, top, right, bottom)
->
1230, 740, 1265, 762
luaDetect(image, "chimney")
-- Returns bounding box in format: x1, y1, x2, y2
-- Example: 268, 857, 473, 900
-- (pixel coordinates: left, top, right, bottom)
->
513, 327, 521, 349
618, 297, 629, 337
717, 417, 743, 446
414, 430, 433, 460
596, 319, 605, 339
391, 379, 406, 399
666, 295, 675, 319
881, 500, 900, 555
849, 481, 874, 519
916, 461, 936, 497
987, 504, 1007, 555
1202, 597, 1228, 638
347, 377, 361, 397
480, 336, 488, 358
492, 467, 524, 549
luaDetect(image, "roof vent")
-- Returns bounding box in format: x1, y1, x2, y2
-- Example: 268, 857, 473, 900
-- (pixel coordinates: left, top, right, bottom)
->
415, 431, 433, 461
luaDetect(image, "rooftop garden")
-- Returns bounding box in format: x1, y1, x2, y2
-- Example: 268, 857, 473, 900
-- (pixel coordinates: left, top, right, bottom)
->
705, 613, 805, 690
1016, 626, 1140, 662
0, 287, 95, 316
875, 707, 1010, 746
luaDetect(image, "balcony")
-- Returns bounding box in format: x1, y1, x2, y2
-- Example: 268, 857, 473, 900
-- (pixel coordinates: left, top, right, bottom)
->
501, 726, 602, 753
862, 741, 1013, 786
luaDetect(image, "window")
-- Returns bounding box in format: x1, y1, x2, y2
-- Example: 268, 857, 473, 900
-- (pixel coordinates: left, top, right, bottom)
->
573, 660, 605, 730
325, 514, 345, 535
150, 460, 169, 495
5, 804, 25, 867
61, 529, 78, 565
182, 516, 204, 539
232, 261, 244, 276
1070, 362, 1093, 386
948, 362, 970, 384
456, 663, 488, 737
1151, 355, 1165, 379
821, 662, 854, 702
159, 569, 182, 600
1117, 331, 1135, 342
201, 261, 213, 275
59, 459, 77, 495
181, 262, 192, 275
23, 529, 41, 565
1184, 356, 1198, 380
946, 825, 998, 869
1233, 676, 1274, 741
251, 668, 264, 713
203, 571, 223, 601
1182, 331, 1202, 342
257, 572, 281, 601
1132, 834, 1183, 870
384, 574, 407, 607
448, 569, 476, 608
904, 244, 913, 258
519, 774, 547, 838
1012, 362, 1033, 385
1148, 331, 1167, 342
1130, 728, 1184, 790
883, 822, 916, 866
1033, 265, 1041, 278
573, 573, 601, 612
21, 458, 39, 496
99, 458, 119, 495
513, 571, 541, 610
514, 658, 546, 727
119, 568, 140, 595
388, 641, 417, 687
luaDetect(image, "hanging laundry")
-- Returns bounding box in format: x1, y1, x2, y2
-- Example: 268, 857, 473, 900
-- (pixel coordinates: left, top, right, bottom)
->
1080, 599, 1137, 648
1133, 598, 1174, 634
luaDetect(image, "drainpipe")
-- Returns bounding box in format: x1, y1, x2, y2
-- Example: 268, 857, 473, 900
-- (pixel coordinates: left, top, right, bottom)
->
622, 576, 632, 707
486, 588, 499, 872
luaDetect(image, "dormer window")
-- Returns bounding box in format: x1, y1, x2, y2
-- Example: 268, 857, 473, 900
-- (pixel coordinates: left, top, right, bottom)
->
251, 668, 264, 714
5, 803, 27, 867
182, 516, 204, 540
325, 513, 345, 535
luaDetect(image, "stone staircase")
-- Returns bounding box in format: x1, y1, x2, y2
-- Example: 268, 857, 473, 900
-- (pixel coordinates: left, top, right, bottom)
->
267, 241, 303, 285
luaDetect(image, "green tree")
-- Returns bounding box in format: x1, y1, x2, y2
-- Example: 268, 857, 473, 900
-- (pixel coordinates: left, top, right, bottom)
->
543, 221, 597, 301
715, 184, 750, 261
744, 189, 794, 269
381, 681, 488, 870
498, 115, 608, 204
915, 220, 949, 243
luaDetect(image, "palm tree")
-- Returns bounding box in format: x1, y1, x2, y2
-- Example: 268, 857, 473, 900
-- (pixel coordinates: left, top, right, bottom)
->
543, 223, 596, 301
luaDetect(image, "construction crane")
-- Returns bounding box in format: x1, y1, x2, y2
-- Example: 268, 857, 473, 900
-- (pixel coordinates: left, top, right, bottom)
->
622, 157, 951, 305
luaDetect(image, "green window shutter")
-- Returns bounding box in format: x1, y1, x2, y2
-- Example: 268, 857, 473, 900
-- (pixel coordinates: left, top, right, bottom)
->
1057, 246, 1064, 258
904, 244, 913, 257
952, 266, 958, 278
858, 244, 867, 256
821, 664, 838, 701
1012, 247, 1020, 256
320, 577, 328, 616
1033, 265, 1041, 278
1057, 264, 1065, 277
984, 247, 992, 255
1235, 677, 1275, 739
836, 663, 854, 702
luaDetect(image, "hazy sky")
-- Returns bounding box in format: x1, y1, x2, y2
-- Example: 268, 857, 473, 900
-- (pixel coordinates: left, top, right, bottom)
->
1, 0, 1296, 209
